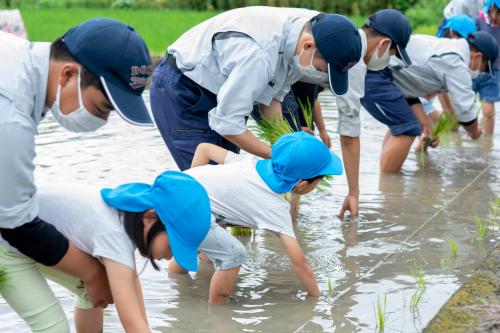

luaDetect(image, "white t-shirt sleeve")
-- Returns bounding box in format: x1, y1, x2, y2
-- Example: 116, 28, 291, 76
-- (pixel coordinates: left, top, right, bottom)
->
223, 151, 255, 165
92, 231, 136, 271
260, 205, 295, 238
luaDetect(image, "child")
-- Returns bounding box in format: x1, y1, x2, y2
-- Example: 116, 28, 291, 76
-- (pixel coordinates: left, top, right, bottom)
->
0, 171, 211, 332
171, 132, 343, 304
475, 0, 500, 134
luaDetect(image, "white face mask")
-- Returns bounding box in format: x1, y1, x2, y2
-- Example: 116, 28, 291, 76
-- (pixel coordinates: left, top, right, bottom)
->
470, 55, 482, 79
49, 69, 107, 133
293, 48, 329, 83
367, 41, 391, 71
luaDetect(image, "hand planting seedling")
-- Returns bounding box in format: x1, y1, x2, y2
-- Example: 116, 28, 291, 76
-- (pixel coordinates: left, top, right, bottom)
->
423, 112, 455, 151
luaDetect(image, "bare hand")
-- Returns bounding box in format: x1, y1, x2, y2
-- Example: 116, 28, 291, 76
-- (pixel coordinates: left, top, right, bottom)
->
301, 126, 314, 135
84, 265, 113, 308
319, 129, 331, 148
339, 194, 359, 220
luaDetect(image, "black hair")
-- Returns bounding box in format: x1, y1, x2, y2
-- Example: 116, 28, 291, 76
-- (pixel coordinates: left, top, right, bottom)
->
304, 175, 324, 183
118, 210, 166, 271
362, 24, 397, 52
50, 37, 108, 98
467, 40, 481, 53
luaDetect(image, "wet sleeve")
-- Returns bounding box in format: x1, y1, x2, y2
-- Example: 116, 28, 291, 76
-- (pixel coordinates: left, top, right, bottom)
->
432, 55, 477, 123
335, 60, 367, 137
208, 37, 273, 136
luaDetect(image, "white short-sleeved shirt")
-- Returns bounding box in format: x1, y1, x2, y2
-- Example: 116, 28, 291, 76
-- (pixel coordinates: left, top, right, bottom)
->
184, 153, 295, 238
0, 184, 136, 270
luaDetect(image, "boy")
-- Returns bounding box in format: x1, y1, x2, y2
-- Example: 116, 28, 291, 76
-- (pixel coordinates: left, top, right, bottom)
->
0, 18, 153, 310
170, 132, 343, 304
361, 31, 498, 173
474, 0, 500, 134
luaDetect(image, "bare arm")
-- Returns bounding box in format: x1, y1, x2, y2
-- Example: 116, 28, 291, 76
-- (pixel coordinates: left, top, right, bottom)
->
339, 136, 360, 219
224, 129, 271, 159
191, 143, 230, 168
312, 100, 331, 147
102, 258, 150, 333
279, 234, 319, 296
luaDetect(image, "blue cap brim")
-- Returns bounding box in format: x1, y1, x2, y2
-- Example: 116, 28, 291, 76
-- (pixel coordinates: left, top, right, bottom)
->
256, 159, 298, 194
396, 44, 412, 66
321, 151, 344, 176
101, 77, 154, 126
164, 223, 200, 272
328, 64, 348, 96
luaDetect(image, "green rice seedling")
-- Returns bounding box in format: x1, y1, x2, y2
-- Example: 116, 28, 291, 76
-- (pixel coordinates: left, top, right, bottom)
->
373, 293, 389, 330
475, 216, 488, 241
446, 237, 459, 257
253, 114, 296, 145
296, 97, 314, 130
409, 261, 426, 310
231, 226, 253, 237
422, 112, 455, 151
0, 266, 7, 288
327, 277, 333, 297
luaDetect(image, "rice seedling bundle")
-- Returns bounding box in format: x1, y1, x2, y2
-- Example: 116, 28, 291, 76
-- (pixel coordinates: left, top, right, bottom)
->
446, 237, 459, 257
231, 226, 253, 237
409, 261, 426, 310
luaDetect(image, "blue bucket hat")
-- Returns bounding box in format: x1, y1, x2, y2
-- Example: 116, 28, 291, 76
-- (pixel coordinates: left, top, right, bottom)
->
255, 132, 343, 194
311, 14, 362, 96
63, 18, 153, 126
437, 14, 477, 38
100, 171, 211, 271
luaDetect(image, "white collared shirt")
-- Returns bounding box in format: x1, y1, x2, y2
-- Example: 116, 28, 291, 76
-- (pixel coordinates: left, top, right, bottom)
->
169, 7, 319, 136
0, 31, 50, 228
390, 34, 477, 123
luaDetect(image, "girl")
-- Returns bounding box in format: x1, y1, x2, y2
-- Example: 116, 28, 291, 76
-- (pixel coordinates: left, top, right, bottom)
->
0, 171, 210, 332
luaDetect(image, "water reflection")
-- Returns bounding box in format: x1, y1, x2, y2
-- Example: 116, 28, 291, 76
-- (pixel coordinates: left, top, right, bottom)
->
0, 93, 498, 332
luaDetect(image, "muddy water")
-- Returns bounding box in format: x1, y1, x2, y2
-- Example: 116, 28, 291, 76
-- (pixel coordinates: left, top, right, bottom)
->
0, 92, 498, 332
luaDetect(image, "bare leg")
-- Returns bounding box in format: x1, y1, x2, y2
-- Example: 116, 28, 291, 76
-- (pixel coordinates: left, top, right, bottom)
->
482, 102, 495, 135
75, 307, 103, 333
209, 266, 240, 304
380, 132, 417, 173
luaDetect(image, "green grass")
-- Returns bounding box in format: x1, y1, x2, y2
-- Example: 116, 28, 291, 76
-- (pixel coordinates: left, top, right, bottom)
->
9, 7, 377, 57
13, 7, 219, 56
373, 293, 389, 330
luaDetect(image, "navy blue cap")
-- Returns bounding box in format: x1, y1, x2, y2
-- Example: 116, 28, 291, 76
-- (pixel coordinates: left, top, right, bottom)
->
63, 18, 153, 126
467, 31, 499, 77
365, 9, 412, 66
311, 14, 362, 96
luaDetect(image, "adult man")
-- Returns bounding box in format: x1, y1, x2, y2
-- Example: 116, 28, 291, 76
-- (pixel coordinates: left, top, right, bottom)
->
361, 31, 498, 172
150, 6, 362, 171
326, 9, 413, 218
0, 17, 153, 318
